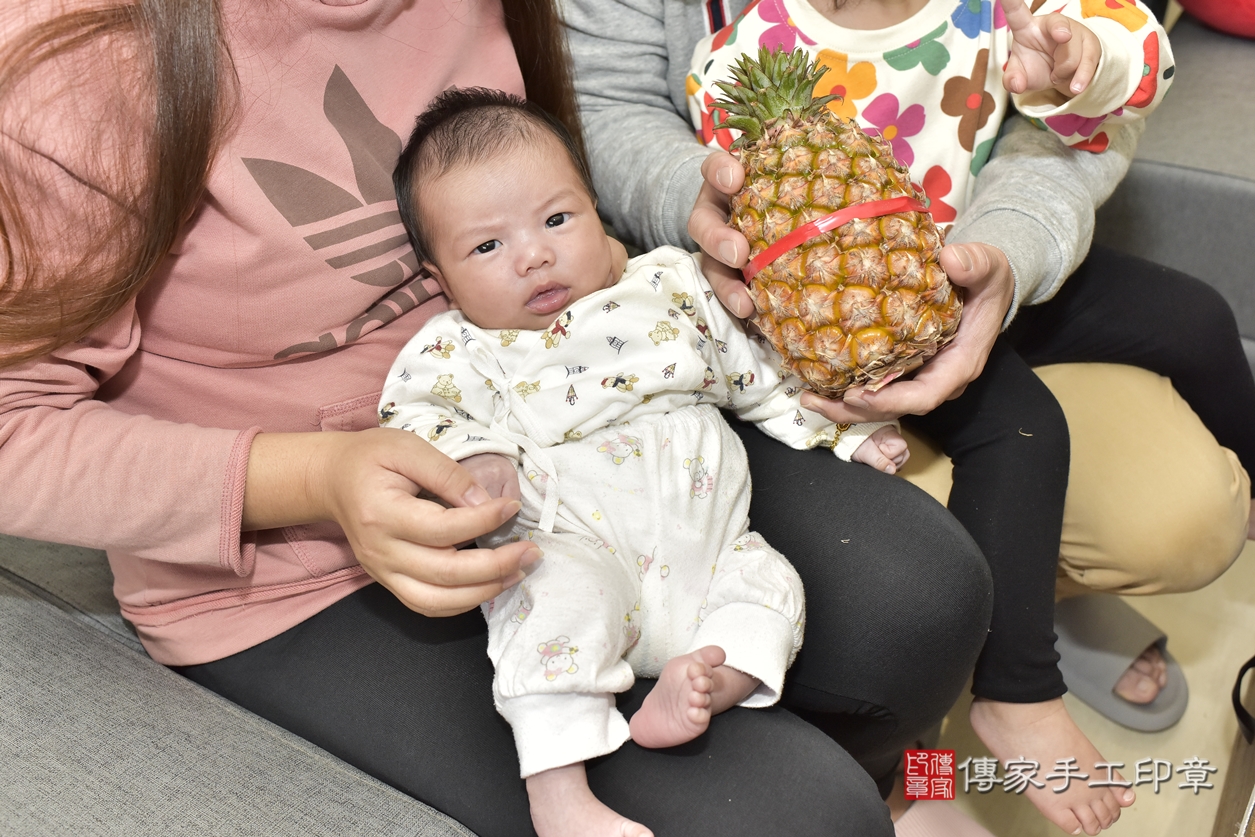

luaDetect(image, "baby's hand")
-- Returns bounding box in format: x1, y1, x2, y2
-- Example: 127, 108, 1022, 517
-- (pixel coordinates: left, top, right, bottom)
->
851, 425, 910, 475
460, 453, 522, 502
1003, 0, 1102, 98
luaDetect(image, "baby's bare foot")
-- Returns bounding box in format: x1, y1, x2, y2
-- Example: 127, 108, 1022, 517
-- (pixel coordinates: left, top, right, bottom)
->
629, 646, 725, 748
1113, 644, 1168, 704
969, 697, 1134, 836
527, 763, 652, 837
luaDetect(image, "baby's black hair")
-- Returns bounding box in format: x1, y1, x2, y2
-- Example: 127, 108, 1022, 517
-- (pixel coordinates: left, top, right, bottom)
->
393, 87, 598, 266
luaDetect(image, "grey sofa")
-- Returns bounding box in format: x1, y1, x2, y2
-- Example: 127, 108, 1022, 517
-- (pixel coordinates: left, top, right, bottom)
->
0, 536, 475, 837
1093, 14, 1255, 378
2, 12, 1252, 836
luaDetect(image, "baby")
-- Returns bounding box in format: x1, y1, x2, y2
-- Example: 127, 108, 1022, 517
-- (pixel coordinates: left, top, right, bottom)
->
381, 87, 908, 837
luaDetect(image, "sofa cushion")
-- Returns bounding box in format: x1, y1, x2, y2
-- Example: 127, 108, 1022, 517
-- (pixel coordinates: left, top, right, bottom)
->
0, 570, 474, 837
0, 535, 138, 651
1094, 15, 1255, 375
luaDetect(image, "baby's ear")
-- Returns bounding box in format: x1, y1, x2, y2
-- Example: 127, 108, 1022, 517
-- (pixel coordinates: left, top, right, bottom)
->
423, 261, 459, 308
608, 237, 629, 279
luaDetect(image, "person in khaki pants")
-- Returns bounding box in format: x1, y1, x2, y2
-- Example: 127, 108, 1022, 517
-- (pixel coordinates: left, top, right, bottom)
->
903, 360, 1249, 587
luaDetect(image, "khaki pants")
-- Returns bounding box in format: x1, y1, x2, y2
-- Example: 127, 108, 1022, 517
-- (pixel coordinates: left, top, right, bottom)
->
901, 363, 1251, 596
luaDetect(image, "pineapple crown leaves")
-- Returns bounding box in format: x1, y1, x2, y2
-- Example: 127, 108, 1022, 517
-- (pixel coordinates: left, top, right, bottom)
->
710, 47, 839, 150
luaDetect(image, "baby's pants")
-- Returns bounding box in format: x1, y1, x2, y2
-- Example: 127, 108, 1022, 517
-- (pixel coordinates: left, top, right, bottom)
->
481, 406, 805, 777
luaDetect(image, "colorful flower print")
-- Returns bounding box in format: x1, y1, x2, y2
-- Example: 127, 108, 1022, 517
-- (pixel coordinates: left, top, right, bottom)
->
970, 136, 995, 175
698, 90, 735, 150
862, 94, 925, 166
951, 0, 992, 39
921, 166, 957, 223
713, 0, 762, 50
1081, 0, 1148, 32
757, 0, 817, 52
813, 50, 877, 120
940, 49, 996, 151
1045, 111, 1109, 139
884, 22, 952, 75
1069, 132, 1109, 153
1126, 31, 1160, 108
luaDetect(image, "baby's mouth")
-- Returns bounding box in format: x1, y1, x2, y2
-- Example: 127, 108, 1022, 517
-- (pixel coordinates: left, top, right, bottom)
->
526, 284, 570, 315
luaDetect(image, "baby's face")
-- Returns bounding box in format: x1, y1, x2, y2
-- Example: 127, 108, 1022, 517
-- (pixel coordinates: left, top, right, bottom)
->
418, 135, 618, 331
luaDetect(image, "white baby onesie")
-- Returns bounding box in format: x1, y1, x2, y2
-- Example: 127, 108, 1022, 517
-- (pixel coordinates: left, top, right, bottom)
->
379, 246, 882, 776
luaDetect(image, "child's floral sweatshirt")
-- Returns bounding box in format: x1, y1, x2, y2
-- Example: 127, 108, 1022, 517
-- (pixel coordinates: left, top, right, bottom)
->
687, 0, 1172, 226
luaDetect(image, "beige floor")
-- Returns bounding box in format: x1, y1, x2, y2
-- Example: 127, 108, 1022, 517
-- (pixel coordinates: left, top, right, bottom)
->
934, 538, 1255, 837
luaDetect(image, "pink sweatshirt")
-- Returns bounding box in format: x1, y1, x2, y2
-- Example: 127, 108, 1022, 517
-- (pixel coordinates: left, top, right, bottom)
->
0, 0, 524, 665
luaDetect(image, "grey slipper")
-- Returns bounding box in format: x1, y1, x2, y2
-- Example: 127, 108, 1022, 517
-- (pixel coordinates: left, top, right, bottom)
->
1054, 593, 1188, 732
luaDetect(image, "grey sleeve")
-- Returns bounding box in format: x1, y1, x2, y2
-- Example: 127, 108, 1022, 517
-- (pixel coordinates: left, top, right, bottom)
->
947, 115, 1143, 326
561, 0, 712, 251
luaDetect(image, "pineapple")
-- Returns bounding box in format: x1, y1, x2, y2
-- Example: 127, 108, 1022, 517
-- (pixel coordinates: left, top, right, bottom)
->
713, 47, 961, 398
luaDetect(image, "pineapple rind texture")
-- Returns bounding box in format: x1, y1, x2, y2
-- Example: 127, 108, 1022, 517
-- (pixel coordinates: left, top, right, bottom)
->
720, 49, 962, 398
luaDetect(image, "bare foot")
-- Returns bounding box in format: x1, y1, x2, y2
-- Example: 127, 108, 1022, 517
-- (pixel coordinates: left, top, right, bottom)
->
526, 763, 652, 837
1113, 644, 1168, 704
1247, 497, 1254, 540
629, 646, 758, 748
1056, 583, 1171, 706
969, 697, 1134, 836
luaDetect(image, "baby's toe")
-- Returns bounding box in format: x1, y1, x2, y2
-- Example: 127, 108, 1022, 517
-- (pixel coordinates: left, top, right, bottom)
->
1073, 803, 1101, 836
1053, 807, 1083, 836
1114, 667, 1159, 704
693, 645, 726, 668
1092, 794, 1118, 829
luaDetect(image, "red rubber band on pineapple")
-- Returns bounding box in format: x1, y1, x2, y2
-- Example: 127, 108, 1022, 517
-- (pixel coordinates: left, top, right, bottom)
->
740, 196, 930, 282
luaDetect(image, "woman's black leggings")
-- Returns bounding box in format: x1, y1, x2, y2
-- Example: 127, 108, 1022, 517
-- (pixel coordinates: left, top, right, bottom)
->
179, 425, 993, 837
906, 244, 1255, 704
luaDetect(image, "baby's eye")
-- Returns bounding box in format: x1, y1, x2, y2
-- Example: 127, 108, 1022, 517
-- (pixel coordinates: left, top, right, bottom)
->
474, 240, 501, 254
545, 213, 572, 228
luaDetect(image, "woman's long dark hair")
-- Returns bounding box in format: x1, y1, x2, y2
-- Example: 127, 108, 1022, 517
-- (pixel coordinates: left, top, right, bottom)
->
0, 0, 581, 368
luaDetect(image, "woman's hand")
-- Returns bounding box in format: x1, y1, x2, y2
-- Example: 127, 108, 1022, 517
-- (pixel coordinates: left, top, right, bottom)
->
800, 242, 1015, 423
245, 429, 538, 618
688, 150, 756, 319
685, 150, 1015, 423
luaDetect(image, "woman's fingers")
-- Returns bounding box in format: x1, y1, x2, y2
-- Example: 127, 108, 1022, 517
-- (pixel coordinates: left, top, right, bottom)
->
380, 428, 497, 508
315, 428, 541, 616
798, 242, 1011, 420
376, 540, 542, 617
799, 390, 892, 424
700, 148, 744, 198
689, 191, 747, 268
690, 151, 754, 318
690, 150, 748, 268
388, 535, 538, 589
701, 252, 754, 319
392, 495, 522, 548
